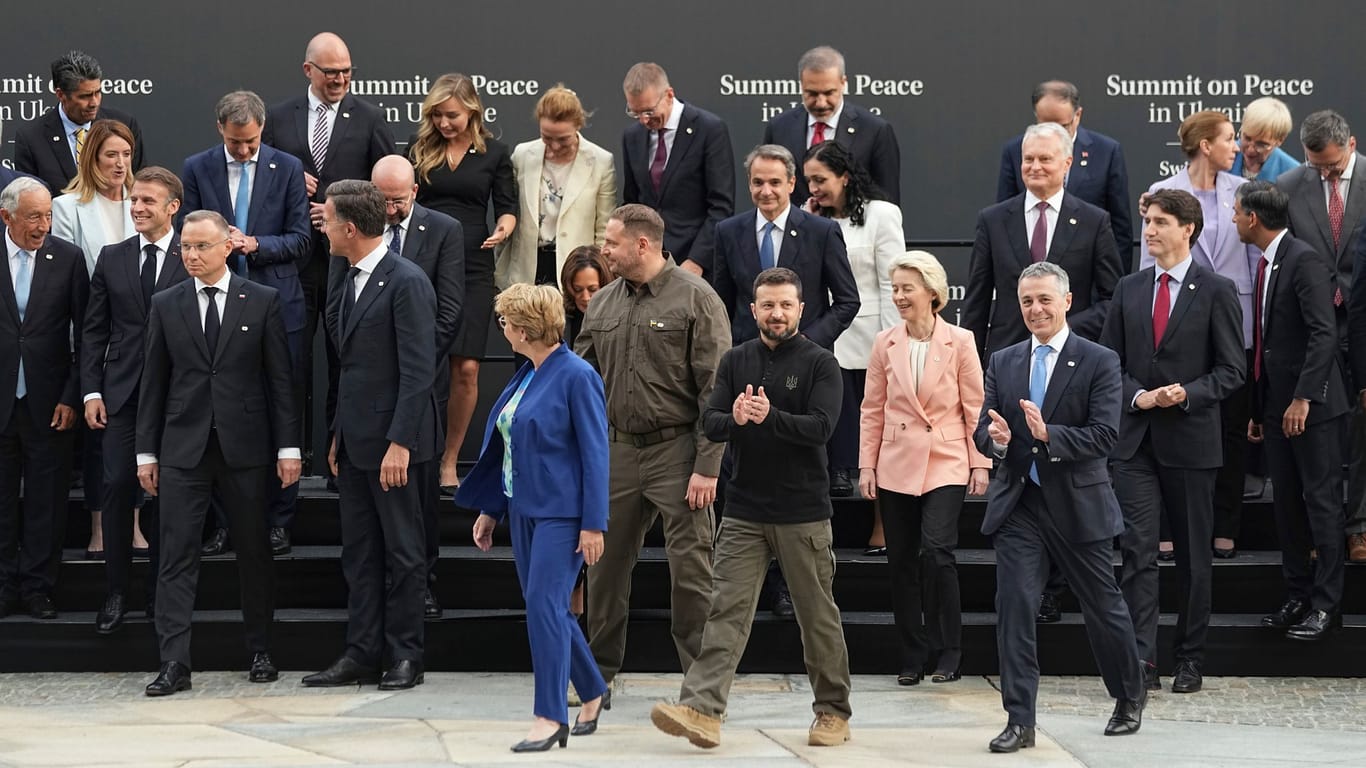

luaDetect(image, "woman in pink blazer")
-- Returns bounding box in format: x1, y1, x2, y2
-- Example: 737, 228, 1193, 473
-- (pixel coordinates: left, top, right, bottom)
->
859, 250, 990, 685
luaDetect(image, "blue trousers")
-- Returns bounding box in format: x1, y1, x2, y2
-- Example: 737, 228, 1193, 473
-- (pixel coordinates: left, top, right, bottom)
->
509, 510, 607, 723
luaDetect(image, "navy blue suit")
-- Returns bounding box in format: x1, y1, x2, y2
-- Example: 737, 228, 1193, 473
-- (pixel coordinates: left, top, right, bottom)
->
712, 207, 859, 349
457, 344, 609, 723
974, 330, 1141, 726
997, 126, 1132, 264
764, 101, 901, 205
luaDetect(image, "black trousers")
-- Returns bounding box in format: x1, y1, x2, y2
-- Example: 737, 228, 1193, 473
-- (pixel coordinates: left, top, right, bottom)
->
880, 485, 964, 673
1264, 416, 1345, 613
994, 484, 1142, 727
300, 250, 340, 471
100, 405, 157, 601
0, 398, 74, 599
1212, 349, 1254, 540
337, 455, 427, 665
156, 431, 275, 668
827, 368, 865, 471
1112, 438, 1215, 665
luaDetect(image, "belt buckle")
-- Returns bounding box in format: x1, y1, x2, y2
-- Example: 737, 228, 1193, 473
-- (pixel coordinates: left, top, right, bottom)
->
631, 432, 650, 448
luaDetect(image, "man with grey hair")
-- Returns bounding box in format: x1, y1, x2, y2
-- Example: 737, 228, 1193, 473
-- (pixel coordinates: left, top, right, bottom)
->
0, 177, 88, 620
996, 80, 1132, 262
181, 90, 311, 558
974, 261, 1144, 751
763, 45, 901, 205
621, 62, 734, 278
14, 51, 145, 194
1279, 110, 1366, 563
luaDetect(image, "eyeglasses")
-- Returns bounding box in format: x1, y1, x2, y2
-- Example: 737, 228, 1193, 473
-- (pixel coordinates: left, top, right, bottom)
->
1307, 153, 1351, 177
1239, 134, 1275, 153
496, 316, 508, 329
308, 62, 354, 80
181, 238, 229, 253
625, 91, 668, 120
383, 195, 412, 209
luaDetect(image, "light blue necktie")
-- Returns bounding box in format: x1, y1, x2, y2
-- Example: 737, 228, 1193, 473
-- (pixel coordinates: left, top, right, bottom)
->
14, 249, 31, 398
233, 161, 251, 275
758, 221, 776, 270
1028, 344, 1051, 485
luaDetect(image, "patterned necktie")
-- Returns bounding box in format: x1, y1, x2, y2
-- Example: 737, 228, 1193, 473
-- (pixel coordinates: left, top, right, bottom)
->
233, 161, 251, 276
650, 128, 667, 194
1328, 176, 1346, 307
1252, 256, 1268, 381
311, 102, 330, 173
759, 221, 776, 270
1152, 273, 1172, 348
1028, 344, 1051, 485
388, 224, 403, 255
811, 120, 827, 147
1030, 201, 1049, 262
14, 249, 31, 398
202, 286, 220, 355
74, 127, 87, 163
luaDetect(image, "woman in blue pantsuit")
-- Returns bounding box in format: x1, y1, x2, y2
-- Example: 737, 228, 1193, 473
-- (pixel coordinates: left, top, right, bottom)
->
457, 283, 609, 753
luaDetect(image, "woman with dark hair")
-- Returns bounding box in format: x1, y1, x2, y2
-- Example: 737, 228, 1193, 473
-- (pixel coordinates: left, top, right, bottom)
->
802, 141, 902, 551
409, 73, 518, 491
559, 245, 613, 346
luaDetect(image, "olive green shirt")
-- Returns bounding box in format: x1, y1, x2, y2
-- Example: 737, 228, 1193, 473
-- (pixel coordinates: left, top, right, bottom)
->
575, 258, 731, 477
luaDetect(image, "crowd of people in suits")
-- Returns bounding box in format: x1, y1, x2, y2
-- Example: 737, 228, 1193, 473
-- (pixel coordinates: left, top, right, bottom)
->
2, 32, 1365, 756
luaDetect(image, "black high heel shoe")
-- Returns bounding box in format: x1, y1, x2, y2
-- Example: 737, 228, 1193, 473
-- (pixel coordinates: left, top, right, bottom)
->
931, 668, 962, 683
511, 723, 569, 752
571, 688, 610, 736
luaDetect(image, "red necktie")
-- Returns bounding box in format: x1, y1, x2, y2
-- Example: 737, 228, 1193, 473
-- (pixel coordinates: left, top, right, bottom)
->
1252, 256, 1268, 381
1152, 273, 1171, 348
1328, 176, 1346, 306
1030, 201, 1049, 262
650, 128, 667, 194
811, 121, 827, 147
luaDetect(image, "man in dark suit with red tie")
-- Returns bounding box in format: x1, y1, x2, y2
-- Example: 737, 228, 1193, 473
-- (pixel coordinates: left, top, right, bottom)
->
1237, 180, 1349, 641
81, 166, 189, 634
1101, 189, 1245, 694
621, 62, 734, 279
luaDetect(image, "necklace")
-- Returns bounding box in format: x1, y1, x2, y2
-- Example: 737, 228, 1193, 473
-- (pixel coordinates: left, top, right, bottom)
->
906, 317, 935, 342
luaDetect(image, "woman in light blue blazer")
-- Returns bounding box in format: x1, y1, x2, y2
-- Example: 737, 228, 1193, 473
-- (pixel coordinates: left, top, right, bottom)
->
49, 118, 143, 563
457, 283, 609, 753
1231, 97, 1301, 182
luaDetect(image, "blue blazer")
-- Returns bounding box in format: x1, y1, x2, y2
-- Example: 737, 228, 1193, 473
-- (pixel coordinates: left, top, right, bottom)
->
180, 143, 312, 333
1231, 146, 1300, 181
456, 344, 609, 532
973, 331, 1124, 543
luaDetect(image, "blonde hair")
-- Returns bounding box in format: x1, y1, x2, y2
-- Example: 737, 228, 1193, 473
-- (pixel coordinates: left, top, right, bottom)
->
1178, 110, 1233, 158
1241, 97, 1293, 143
409, 73, 491, 184
62, 119, 135, 202
888, 250, 950, 313
495, 283, 565, 345
535, 84, 587, 129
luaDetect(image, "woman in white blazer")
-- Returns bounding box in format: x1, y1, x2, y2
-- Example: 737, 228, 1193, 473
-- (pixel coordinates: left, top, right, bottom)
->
496, 85, 617, 289
49, 118, 145, 562
803, 140, 902, 552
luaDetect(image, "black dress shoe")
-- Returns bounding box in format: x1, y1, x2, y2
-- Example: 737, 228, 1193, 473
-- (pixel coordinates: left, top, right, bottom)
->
829, 469, 854, 497
301, 656, 380, 687
201, 528, 230, 556
95, 593, 127, 635
511, 723, 569, 752
326, 477, 339, 493
1286, 609, 1339, 641
863, 545, 888, 557
1104, 692, 1145, 735
145, 661, 192, 696
424, 588, 442, 620
897, 669, 923, 686
378, 659, 424, 690
989, 724, 1035, 752
1143, 661, 1161, 691
772, 587, 795, 619
1157, 549, 1176, 562
1036, 592, 1061, 623
1212, 546, 1237, 559
132, 546, 151, 559
249, 651, 279, 682
84, 548, 106, 561
1170, 659, 1202, 693
27, 593, 57, 620
269, 527, 291, 556
931, 667, 962, 684
1261, 598, 1310, 629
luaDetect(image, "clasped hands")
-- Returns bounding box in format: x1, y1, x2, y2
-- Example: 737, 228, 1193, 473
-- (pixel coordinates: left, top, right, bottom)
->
731, 384, 771, 426
1135, 383, 1186, 410
986, 400, 1049, 445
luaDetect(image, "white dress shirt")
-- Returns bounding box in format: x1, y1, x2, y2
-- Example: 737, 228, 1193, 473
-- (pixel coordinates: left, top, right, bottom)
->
346, 243, 390, 302
805, 102, 844, 148
754, 206, 792, 263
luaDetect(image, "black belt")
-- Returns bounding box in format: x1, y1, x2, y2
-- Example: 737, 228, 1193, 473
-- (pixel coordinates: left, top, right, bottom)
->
609, 424, 691, 447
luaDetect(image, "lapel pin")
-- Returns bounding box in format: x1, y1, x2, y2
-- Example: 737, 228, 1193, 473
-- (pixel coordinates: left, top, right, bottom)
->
241, 325, 249, 331
934, 356, 941, 362
52, 136, 61, 142
1068, 218, 1077, 225
1080, 160, 1089, 166
268, 162, 277, 169
1082, 151, 1090, 158
1188, 283, 1196, 290
846, 126, 855, 134
418, 225, 426, 231
342, 112, 350, 118
1067, 360, 1076, 367
377, 281, 385, 287
45, 253, 53, 260
789, 229, 797, 237
238, 293, 246, 299
1272, 264, 1280, 271
686, 127, 694, 135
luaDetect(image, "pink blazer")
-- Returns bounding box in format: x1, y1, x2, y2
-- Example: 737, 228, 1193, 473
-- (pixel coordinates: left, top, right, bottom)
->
860, 319, 990, 496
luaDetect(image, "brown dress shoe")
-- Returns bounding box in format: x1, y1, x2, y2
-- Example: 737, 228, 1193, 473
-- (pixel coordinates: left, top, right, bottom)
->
1347, 533, 1366, 563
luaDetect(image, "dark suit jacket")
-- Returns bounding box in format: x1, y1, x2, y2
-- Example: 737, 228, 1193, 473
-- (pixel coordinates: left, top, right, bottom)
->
961, 191, 1123, 360
81, 234, 189, 415
396, 204, 464, 359
181, 143, 312, 333
712, 206, 859, 349
974, 331, 1124, 543
1100, 260, 1245, 468
136, 275, 298, 469
622, 103, 734, 274
457, 344, 609, 531
997, 126, 1132, 261
0, 234, 88, 429
1254, 233, 1348, 425
1277, 155, 1366, 323
763, 100, 901, 205
263, 92, 397, 268
326, 252, 438, 470
13, 106, 145, 194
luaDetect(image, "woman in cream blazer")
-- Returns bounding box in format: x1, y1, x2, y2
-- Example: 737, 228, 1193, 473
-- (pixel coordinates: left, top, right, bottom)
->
860, 250, 990, 686
496, 85, 616, 289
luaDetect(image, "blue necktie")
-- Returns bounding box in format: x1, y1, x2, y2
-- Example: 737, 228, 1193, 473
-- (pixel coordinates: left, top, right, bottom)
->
1028, 344, 1051, 484
388, 224, 403, 256
233, 161, 251, 276
14, 249, 31, 398
759, 221, 776, 270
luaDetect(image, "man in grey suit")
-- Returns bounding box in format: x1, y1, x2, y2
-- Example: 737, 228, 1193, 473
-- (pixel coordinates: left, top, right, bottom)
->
1277, 110, 1366, 563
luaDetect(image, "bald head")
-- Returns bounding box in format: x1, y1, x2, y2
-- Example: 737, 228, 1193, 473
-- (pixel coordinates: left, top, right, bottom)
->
371, 155, 417, 225
303, 32, 353, 104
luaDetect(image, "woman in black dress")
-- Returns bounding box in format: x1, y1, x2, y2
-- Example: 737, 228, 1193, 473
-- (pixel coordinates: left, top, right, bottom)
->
409, 73, 518, 489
